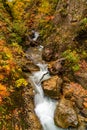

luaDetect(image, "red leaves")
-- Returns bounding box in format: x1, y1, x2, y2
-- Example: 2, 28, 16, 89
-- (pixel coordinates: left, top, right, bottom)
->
45, 15, 54, 21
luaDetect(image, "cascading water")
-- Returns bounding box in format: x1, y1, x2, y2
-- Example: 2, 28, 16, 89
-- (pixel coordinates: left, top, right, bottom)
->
27, 45, 68, 130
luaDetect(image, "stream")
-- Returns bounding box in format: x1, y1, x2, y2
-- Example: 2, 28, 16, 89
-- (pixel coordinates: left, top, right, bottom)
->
26, 45, 68, 130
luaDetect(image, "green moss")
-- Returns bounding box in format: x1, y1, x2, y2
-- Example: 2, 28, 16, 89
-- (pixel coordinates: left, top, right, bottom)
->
81, 50, 87, 59
12, 21, 27, 36
62, 49, 80, 72
80, 18, 87, 26
0, 52, 10, 60
9, 33, 22, 43
63, 50, 80, 63
77, 17, 87, 34
72, 64, 80, 72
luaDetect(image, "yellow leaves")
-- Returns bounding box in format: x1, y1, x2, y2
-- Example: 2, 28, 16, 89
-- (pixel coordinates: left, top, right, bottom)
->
8, 0, 29, 20
38, 0, 51, 14
0, 42, 13, 61
15, 78, 28, 88
13, 2, 24, 19
3, 65, 11, 75
0, 43, 14, 75
11, 42, 24, 55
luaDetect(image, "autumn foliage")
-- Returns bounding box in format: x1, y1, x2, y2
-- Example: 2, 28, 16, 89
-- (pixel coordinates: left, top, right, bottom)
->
0, 39, 28, 129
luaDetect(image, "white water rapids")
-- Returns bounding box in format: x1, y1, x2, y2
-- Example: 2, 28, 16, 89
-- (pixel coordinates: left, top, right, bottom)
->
27, 45, 68, 130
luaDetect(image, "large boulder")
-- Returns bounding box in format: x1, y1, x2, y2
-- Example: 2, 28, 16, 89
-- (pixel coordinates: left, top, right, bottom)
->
54, 98, 78, 128
63, 82, 87, 118
42, 76, 62, 99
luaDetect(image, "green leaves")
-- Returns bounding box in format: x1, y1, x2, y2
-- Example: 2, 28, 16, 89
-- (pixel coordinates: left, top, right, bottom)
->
62, 50, 80, 71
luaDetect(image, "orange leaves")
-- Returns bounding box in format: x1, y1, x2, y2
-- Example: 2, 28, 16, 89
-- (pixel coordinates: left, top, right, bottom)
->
2, 65, 11, 75
0, 42, 12, 102
80, 60, 87, 70
83, 98, 87, 108
0, 84, 8, 96
0, 84, 9, 104
83, 102, 87, 108
0, 74, 4, 81
0, 40, 5, 46
45, 16, 54, 21
70, 82, 87, 97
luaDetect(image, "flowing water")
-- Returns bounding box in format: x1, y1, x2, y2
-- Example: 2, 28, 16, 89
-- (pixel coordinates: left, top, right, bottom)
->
27, 45, 68, 130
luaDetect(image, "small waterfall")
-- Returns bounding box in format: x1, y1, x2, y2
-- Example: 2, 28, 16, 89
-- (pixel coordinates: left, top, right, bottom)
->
32, 31, 39, 41
28, 46, 68, 130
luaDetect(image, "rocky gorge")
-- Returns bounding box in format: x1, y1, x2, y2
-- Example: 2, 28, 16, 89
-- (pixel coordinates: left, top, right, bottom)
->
24, 44, 87, 130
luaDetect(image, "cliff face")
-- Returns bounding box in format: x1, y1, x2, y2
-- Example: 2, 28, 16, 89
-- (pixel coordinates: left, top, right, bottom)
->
42, 0, 87, 79
45, 0, 87, 51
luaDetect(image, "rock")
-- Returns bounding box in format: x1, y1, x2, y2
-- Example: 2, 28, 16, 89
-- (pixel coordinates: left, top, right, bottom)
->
63, 82, 87, 118
22, 63, 39, 73
48, 59, 64, 75
74, 60, 87, 89
77, 122, 87, 130
42, 76, 62, 99
54, 98, 78, 128
42, 46, 53, 61
81, 108, 87, 118
74, 72, 87, 89
26, 31, 39, 47
42, 43, 59, 61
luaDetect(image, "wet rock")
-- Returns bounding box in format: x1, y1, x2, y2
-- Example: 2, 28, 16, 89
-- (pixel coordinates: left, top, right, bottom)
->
22, 63, 39, 73
42, 76, 62, 99
54, 98, 78, 128
26, 46, 43, 64
26, 31, 39, 47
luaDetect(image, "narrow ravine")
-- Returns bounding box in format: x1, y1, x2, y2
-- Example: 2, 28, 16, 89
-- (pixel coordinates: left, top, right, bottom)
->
27, 45, 68, 130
